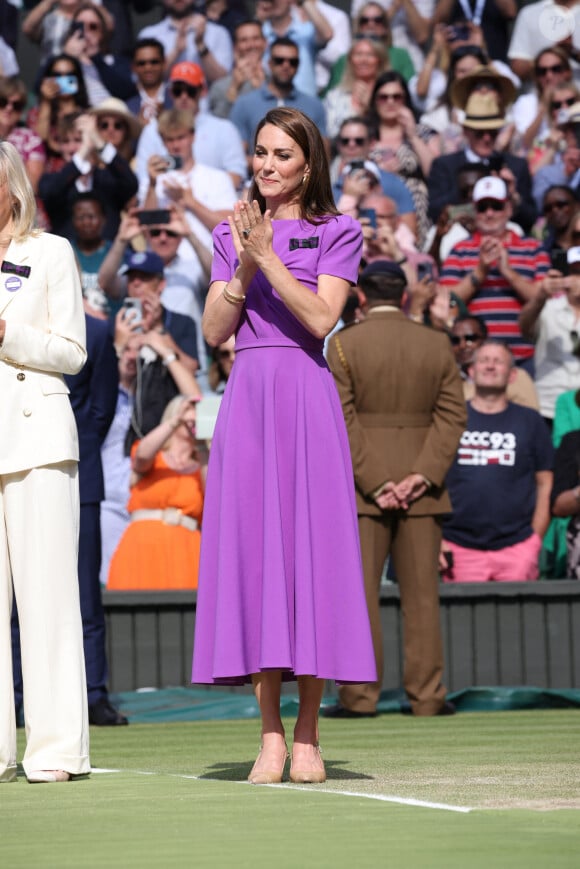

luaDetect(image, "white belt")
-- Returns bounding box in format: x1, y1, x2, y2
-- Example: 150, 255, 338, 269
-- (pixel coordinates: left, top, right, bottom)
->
131, 508, 199, 531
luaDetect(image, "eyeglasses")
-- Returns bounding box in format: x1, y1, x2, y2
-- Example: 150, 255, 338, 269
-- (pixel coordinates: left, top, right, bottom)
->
339, 136, 367, 146
0, 97, 25, 112
359, 15, 386, 25
536, 63, 566, 76
544, 199, 572, 214
475, 199, 505, 213
171, 83, 200, 99
376, 92, 404, 103
450, 334, 482, 345
551, 97, 576, 110
135, 58, 162, 67
271, 56, 299, 68
98, 119, 125, 131
148, 228, 179, 238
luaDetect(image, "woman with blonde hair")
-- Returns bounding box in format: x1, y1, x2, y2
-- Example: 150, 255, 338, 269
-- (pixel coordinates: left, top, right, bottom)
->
0, 141, 89, 784
324, 37, 388, 139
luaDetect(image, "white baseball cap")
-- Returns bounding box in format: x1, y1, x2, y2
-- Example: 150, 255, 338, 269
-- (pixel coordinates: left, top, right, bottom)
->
472, 176, 508, 203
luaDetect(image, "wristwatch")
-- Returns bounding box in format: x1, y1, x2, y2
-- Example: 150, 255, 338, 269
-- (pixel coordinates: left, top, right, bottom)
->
162, 352, 178, 366
197, 44, 209, 57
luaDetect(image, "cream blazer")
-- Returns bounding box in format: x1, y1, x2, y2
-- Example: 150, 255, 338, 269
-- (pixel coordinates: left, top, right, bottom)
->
0, 232, 87, 475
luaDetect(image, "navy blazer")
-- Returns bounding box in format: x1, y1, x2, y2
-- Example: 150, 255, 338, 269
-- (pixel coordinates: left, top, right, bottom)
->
427, 150, 537, 233
65, 314, 118, 505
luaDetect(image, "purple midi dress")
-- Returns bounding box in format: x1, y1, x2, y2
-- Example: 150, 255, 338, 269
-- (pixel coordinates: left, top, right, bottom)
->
191, 214, 377, 685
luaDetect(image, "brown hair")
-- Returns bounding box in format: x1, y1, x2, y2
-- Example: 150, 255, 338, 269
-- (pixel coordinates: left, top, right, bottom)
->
249, 107, 339, 222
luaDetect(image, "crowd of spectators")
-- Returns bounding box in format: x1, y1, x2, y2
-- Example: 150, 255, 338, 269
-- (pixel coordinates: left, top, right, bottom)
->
5, 0, 580, 583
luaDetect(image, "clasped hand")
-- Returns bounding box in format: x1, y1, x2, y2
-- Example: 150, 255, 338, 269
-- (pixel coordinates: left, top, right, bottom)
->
374, 473, 428, 511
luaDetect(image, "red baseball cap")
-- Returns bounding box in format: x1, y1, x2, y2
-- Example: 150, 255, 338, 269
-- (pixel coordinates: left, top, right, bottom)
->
169, 62, 205, 88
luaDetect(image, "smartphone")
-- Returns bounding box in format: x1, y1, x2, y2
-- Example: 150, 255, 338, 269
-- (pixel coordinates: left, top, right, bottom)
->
54, 74, 78, 96
449, 24, 470, 41
488, 154, 504, 173
448, 203, 475, 221
72, 20, 84, 36
443, 551, 454, 570
122, 297, 143, 327
164, 155, 183, 171
348, 160, 366, 175
417, 261, 434, 281
550, 249, 569, 275
358, 207, 377, 229
138, 209, 171, 225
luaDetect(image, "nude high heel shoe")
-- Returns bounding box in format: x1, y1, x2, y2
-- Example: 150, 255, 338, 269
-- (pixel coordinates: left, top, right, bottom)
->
248, 742, 289, 785
290, 743, 326, 784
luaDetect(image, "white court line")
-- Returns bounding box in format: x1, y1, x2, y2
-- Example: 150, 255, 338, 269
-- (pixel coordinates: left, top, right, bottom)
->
90, 768, 472, 813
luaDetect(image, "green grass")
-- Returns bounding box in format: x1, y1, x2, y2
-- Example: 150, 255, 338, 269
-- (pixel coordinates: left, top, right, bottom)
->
4, 711, 579, 868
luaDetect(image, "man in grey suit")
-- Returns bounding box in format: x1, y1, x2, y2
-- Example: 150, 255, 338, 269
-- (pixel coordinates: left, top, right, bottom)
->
326, 260, 466, 717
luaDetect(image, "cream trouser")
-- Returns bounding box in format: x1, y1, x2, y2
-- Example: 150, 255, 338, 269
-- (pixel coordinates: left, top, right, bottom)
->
0, 463, 90, 781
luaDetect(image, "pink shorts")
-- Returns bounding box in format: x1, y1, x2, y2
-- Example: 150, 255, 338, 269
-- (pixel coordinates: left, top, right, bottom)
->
442, 533, 542, 583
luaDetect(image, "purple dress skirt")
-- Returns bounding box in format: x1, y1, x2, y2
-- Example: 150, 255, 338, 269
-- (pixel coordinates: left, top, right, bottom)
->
191, 214, 377, 686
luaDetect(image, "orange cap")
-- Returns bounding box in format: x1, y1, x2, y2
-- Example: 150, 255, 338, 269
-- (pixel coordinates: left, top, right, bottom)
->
169, 62, 205, 88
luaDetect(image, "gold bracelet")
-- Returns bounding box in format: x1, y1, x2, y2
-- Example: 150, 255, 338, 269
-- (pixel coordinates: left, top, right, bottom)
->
222, 285, 246, 305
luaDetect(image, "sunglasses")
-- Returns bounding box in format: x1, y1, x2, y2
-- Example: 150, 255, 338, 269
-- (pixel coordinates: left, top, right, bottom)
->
135, 58, 162, 67
98, 119, 125, 131
536, 63, 566, 76
472, 128, 497, 139
376, 92, 404, 103
339, 136, 367, 146
450, 334, 482, 345
148, 228, 179, 238
171, 83, 200, 99
571, 330, 580, 357
271, 56, 299, 68
544, 199, 572, 214
0, 96, 25, 112
77, 20, 100, 31
359, 15, 386, 25
475, 199, 505, 213
551, 97, 576, 110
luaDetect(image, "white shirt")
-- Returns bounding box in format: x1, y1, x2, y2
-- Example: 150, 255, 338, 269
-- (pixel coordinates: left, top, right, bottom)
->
534, 293, 580, 418
138, 16, 233, 73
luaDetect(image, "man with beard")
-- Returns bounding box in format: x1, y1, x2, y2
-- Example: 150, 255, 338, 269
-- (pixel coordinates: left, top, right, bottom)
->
138, 0, 233, 83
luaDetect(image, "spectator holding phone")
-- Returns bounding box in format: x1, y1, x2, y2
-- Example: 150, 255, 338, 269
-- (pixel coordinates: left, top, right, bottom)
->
38, 110, 138, 241
22, 0, 98, 67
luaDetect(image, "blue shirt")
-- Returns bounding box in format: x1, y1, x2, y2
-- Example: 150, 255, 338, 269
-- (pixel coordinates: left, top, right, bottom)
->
332, 170, 416, 215
229, 84, 327, 148
262, 11, 319, 97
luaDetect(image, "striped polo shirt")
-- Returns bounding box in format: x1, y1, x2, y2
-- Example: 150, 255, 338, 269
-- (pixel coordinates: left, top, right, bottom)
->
440, 231, 550, 360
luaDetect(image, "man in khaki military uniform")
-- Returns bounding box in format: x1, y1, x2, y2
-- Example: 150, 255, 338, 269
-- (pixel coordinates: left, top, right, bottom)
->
326, 260, 467, 717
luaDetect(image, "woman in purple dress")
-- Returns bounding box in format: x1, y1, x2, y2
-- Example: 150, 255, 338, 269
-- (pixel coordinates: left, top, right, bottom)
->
192, 108, 376, 785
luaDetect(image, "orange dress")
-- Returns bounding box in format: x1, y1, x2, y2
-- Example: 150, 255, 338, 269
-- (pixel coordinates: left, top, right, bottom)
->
107, 449, 203, 590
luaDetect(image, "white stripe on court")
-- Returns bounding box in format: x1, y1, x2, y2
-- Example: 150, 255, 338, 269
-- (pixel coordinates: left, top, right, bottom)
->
90, 768, 472, 813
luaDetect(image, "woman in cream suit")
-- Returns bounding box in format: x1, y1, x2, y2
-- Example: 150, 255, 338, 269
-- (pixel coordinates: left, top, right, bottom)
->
0, 142, 90, 784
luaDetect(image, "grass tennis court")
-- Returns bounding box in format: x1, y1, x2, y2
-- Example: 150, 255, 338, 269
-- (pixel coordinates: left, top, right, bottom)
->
5, 710, 579, 868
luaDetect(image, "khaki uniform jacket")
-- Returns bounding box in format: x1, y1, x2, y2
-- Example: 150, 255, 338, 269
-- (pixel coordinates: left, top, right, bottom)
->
0, 233, 87, 475
327, 309, 467, 517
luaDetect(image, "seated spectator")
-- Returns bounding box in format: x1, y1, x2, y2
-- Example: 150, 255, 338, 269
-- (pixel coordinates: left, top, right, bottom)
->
428, 92, 537, 233
539, 185, 579, 265
143, 107, 236, 238
512, 47, 574, 166
98, 206, 212, 387
110, 249, 201, 453
207, 19, 267, 119
107, 395, 207, 591
91, 97, 142, 163
257, 0, 333, 98
367, 70, 440, 248
37, 111, 138, 241
331, 116, 416, 235
70, 191, 115, 316
507, 0, 580, 86
28, 53, 90, 169
138, 0, 233, 83
62, 2, 136, 105
519, 246, 580, 425
22, 0, 108, 68
450, 314, 539, 409
229, 36, 327, 166
533, 100, 580, 210
323, 36, 388, 139
326, 2, 415, 91
135, 61, 247, 200
441, 340, 553, 583
0, 76, 46, 194
550, 426, 580, 578
433, 0, 516, 66
207, 336, 236, 395
100, 332, 140, 585
127, 38, 172, 126
440, 176, 550, 374
449, 62, 517, 151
